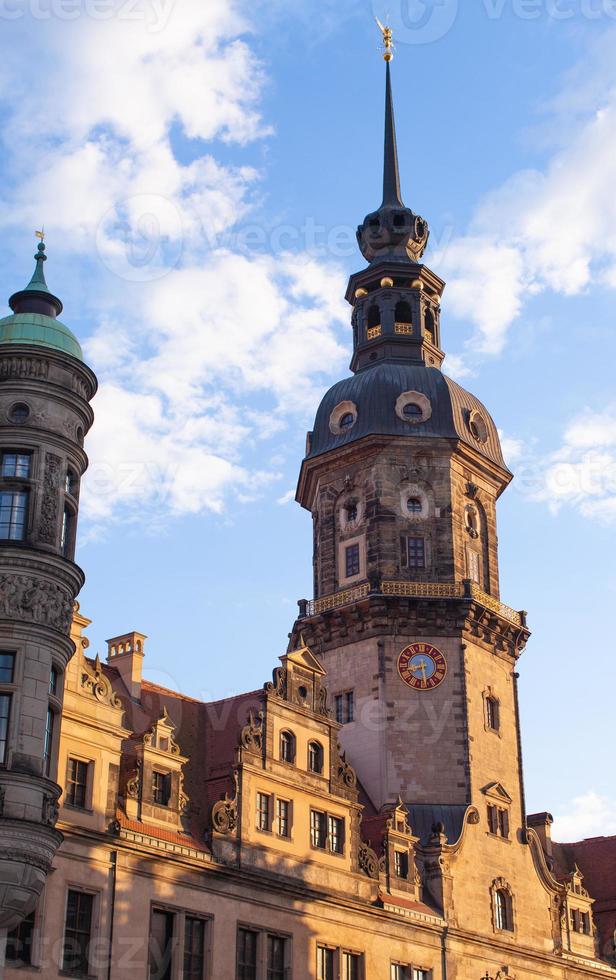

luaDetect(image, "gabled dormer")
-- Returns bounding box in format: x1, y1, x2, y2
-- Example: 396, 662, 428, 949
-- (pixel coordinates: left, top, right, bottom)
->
122, 706, 190, 833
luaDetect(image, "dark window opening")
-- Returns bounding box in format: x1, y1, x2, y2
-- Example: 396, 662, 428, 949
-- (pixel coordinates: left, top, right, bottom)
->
66, 469, 78, 496
66, 759, 89, 809
402, 402, 423, 420
257, 792, 270, 832
343, 951, 362, 980
407, 537, 426, 570
280, 730, 295, 764
308, 741, 324, 774
9, 403, 30, 424
267, 934, 286, 980
149, 908, 174, 980
0, 652, 15, 684
62, 889, 94, 976
6, 909, 35, 964
395, 301, 413, 323
311, 809, 327, 849
394, 850, 409, 878
276, 798, 290, 838
183, 916, 205, 980
367, 305, 380, 329
0, 693, 11, 765
44, 706, 55, 777
318, 947, 335, 980
237, 927, 258, 980
345, 543, 360, 578
345, 501, 358, 523
407, 497, 422, 515
152, 771, 171, 807
328, 815, 344, 854
486, 696, 500, 732
61, 506, 76, 558
339, 412, 355, 431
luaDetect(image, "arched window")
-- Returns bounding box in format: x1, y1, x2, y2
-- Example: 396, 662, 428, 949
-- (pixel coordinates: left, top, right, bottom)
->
395, 301, 413, 324
407, 497, 423, 515
486, 695, 500, 733
425, 306, 435, 341
403, 402, 423, 420
495, 889, 514, 932
367, 305, 381, 329
279, 730, 296, 764
308, 741, 324, 774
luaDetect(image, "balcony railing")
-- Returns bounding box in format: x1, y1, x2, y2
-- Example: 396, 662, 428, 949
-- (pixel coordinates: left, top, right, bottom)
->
300, 580, 525, 628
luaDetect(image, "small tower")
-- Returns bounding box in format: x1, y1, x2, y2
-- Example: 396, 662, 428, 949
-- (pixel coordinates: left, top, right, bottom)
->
0, 240, 96, 929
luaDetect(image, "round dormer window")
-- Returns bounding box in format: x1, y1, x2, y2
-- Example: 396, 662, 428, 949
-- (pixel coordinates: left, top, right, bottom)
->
329, 401, 358, 436
469, 410, 488, 444
395, 391, 432, 425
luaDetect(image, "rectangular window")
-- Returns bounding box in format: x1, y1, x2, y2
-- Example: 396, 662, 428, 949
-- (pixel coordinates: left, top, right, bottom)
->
486, 696, 500, 732
310, 809, 327, 849
257, 792, 270, 832
152, 771, 170, 806
66, 759, 89, 809
62, 890, 94, 976
266, 934, 286, 980
149, 908, 174, 980
394, 850, 409, 878
49, 665, 59, 696
342, 951, 362, 980
407, 537, 425, 570
335, 691, 354, 725
328, 815, 344, 854
582, 911, 591, 935
237, 928, 258, 980
498, 808, 509, 838
345, 543, 360, 578
0, 490, 28, 540
61, 507, 75, 558
6, 909, 35, 965
488, 804, 498, 835
43, 705, 54, 777
318, 947, 335, 980
391, 967, 410, 980
276, 798, 290, 838
0, 693, 11, 765
0, 652, 15, 684
413, 971, 431, 980
1, 452, 30, 479
183, 916, 205, 980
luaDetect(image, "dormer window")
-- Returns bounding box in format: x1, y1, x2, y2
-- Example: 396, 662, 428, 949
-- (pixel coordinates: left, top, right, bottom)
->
403, 403, 422, 420
308, 741, 324, 775
152, 771, 171, 807
279, 730, 296, 764
340, 413, 355, 431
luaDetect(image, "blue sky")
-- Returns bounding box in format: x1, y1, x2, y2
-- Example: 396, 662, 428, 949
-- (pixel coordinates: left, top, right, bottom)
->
0, 0, 615, 840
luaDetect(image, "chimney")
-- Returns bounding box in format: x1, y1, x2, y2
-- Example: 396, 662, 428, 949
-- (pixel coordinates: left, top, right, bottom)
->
106, 631, 147, 699
527, 812, 554, 857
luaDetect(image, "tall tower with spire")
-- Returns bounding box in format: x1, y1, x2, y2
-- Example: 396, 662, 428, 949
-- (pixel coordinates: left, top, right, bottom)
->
0, 241, 96, 930
294, 39, 530, 828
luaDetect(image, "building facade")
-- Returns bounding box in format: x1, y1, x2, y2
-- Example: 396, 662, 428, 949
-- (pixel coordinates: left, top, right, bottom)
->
0, 48, 615, 980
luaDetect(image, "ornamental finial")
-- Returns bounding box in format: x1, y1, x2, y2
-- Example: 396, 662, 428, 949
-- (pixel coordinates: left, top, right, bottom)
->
375, 17, 394, 61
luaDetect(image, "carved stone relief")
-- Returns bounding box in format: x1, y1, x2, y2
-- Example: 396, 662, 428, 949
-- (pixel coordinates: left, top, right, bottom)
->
38, 453, 62, 546
0, 575, 73, 633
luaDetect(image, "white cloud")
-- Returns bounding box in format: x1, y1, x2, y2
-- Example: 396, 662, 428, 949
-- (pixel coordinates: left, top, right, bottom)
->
553, 791, 616, 842
432, 30, 616, 357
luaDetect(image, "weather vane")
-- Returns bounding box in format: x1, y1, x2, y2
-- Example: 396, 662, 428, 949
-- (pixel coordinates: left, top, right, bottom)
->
35, 228, 45, 242
375, 16, 394, 62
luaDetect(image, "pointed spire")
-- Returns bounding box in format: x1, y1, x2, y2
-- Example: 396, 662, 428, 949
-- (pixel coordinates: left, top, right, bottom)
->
9, 235, 63, 318
382, 60, 404, 209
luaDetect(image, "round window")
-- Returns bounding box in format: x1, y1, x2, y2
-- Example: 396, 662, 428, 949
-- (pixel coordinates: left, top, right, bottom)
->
9, 403, 30, 424
329, 401, 358, 436
469, 411, 489, 444
395, 391, 432, 425
340, 413, 355, 430
407, 497, 423, 515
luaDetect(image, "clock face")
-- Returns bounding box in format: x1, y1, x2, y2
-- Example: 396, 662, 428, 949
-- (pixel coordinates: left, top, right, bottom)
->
397, 642, 447, 692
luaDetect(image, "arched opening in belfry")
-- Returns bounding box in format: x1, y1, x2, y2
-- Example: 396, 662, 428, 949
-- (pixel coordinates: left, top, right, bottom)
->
425, 306, 435, 342
395, 301, 413, 327
367, 305, 381, 329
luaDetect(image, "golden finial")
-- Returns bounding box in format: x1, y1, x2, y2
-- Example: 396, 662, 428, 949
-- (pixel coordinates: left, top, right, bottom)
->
375, 17, 394, 61
35, 228, 45, 242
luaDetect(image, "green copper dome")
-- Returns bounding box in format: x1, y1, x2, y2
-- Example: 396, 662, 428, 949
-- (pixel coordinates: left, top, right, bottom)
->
0, 311, 83, 360
0, 240, 83, 361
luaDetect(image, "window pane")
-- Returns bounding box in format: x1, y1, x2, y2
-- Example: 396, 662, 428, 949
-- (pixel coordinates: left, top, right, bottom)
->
62, 890, 93, 975
67, 759, 89, 809
311, 810, 326, 849
257, 793, 270, 831
149, 909, 174, 980
318, 947, 335, 980
1, 453, 30, 478
6, 910, 35, 964
0, 490, 28, 540
183, 917, 205, 980
408, 537, 425, 570
343, 951, 361, 980
44, 706, 54, 776
335, 695, 344, 724
328, 816, 344, 854
267, 934, 286, 980
345, 691, 354, 723
0, 652, 15, 684
345, 543, 360, 578
309, 742, 323, 774
237, 928, 258, 980
0, 693, 11, 765
277, 799, 290, 837
152, 772, 170, 806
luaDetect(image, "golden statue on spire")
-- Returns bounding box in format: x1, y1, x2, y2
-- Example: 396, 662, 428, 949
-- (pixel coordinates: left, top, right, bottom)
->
375, 17, 394, 62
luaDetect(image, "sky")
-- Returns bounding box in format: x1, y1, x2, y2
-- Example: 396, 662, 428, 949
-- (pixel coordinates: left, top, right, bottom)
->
0, 0, 615, 842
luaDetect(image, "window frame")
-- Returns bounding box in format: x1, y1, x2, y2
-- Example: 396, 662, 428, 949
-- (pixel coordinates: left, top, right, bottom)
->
6, 908, 36, 966
236, 924, 291, 980
65, 757, 91, 811
275, 797, 291, 839
279, 730, 296, 765
152, 770, 171, 807
406, 535, 426, 571
308, 740, 324, 775
256, 792, 271, 833
61, 887, 97, 978
0, 487, 29, 541
149, 902, 212, 980
334, 690, 354, 725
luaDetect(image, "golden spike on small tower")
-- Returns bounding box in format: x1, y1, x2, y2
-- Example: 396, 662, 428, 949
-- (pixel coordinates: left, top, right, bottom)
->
35, 228, 45, 242
375, 16, 394, 61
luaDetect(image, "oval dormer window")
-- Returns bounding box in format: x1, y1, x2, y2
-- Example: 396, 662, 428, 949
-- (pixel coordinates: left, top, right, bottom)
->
395, 391, 432, 425
469, 410, 489, 444
329, 401, 358, 436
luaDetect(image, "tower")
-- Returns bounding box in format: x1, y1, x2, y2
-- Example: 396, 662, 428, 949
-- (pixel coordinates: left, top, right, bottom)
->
294, 49, 530, 831
0, 242, 96, 930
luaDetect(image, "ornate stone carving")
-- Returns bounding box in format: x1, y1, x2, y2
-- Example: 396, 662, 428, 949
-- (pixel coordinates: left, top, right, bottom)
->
0, 355, 49, 381
81, 655, 123, 708
0, 574, 73, 633
358, 841, 380, 879
240, 710, 264, 752
38, 453, 62, 545
265, 666, 287, 699
316, 680, 328, 717
126, 762, 141, 800
211, 772, 239, 836
337, 749, 357, 789
42, 794, 59, 827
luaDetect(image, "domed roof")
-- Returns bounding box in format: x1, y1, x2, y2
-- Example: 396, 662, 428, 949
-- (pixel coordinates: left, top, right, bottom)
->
0, 311, 83, 361
307, 362, 509, 472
